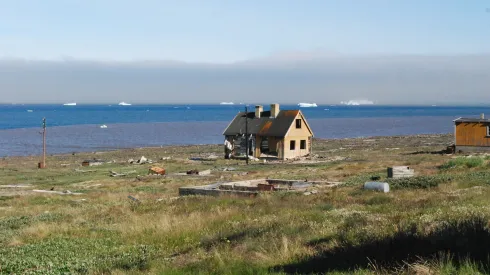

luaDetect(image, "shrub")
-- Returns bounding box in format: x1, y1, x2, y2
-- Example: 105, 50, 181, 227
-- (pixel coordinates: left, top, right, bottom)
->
387, 175, 452, 190
455, 171, 490, 185
440, 157, 484, 170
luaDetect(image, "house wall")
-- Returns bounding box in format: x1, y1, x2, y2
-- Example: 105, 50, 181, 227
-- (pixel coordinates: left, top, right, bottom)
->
255, 136, 283, 157
254, 136, 262, 157
455, 146, 490, 153
282, 114, 313, 159
455, 122, 490, 147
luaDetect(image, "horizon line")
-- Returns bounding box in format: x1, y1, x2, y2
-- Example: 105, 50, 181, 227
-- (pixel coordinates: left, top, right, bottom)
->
2, 52, 490, 65
2, 103, 490, 107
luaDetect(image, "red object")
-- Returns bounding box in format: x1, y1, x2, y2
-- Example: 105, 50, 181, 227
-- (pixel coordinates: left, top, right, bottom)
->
149, 167, 166, 175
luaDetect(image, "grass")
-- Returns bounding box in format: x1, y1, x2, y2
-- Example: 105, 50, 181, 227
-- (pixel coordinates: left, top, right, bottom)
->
439, 156, 485, 169
2, 134, 490, 274
387, 175, 452, 189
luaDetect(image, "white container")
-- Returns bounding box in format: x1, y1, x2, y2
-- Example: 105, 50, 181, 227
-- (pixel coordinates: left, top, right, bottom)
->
364, 182, 390, 193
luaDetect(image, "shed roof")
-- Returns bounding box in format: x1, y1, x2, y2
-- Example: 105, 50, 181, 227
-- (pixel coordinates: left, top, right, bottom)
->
454, 117, 490, 123
223, 110, 304, 137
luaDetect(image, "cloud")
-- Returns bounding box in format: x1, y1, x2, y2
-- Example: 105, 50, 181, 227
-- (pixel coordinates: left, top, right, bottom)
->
0, 54, 489, 105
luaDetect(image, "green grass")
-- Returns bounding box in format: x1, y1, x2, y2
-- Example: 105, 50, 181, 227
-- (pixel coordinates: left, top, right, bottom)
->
2, 134, 490, 274
439, 157, 485, 169
387, 175, 452, 189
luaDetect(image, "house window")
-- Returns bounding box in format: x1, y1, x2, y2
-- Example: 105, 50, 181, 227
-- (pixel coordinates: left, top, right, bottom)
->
300, 140, 306, 149
295, 119, 302, 128
290, 140, 296, 150
487, 126, 490, 137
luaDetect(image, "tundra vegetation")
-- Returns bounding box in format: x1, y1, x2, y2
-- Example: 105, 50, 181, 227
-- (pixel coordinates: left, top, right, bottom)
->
1, 134, 490, 274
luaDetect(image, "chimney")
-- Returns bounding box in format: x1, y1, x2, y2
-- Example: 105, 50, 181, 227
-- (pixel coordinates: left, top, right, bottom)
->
481, 113, 485, 119
270, 103, 280, 118
255, 105, 263, 118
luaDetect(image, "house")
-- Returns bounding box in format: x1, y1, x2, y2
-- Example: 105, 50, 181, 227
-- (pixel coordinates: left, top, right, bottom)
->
454, 114, 490, 153
223, 104, 314, 160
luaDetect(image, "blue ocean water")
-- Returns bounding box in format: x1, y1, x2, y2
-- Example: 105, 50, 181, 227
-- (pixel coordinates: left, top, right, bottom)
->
0, 104, 488, 156
0, 104, 488, 130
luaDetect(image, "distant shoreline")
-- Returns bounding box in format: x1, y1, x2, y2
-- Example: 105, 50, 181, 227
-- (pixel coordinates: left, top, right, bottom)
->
1, 132, 453, 159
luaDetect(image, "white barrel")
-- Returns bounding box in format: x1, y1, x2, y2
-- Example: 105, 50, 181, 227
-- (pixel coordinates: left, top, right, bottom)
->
364, 182, 389, 193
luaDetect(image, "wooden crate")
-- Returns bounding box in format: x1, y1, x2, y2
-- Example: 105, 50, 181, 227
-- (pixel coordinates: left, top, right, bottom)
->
387, 166, 414, 178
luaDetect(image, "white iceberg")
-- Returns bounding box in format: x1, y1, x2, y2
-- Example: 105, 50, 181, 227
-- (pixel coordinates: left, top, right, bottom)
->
63, 103, 76, 106
340, 100, 374, 106
298, 103, 318, 107
118, 102, 131, 106
220, 102, 234, 105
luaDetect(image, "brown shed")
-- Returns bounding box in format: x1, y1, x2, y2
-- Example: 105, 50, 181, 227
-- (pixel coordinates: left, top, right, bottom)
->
222, 104, 314, 160
454, 115, 490, 153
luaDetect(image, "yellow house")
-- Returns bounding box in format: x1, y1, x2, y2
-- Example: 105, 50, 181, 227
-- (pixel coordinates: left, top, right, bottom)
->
223, 104, 314, 160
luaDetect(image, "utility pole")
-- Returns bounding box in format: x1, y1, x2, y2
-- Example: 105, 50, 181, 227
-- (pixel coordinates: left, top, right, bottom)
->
245, 106, 249, 165
40, 118, 46, 169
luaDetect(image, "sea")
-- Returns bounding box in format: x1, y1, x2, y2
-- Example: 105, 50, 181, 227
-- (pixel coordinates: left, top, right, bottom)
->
0, 104, 487, 157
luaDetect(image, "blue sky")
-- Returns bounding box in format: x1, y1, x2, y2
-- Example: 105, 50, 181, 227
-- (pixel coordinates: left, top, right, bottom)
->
0, 0, 489, 62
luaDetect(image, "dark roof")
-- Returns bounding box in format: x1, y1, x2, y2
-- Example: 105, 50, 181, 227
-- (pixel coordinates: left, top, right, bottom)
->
454, 117, 490, 123
223, 110, 302, 137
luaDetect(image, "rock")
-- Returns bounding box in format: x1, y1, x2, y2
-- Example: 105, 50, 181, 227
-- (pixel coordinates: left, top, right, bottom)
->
248, 155, 259, 161
138, 156, 148, 164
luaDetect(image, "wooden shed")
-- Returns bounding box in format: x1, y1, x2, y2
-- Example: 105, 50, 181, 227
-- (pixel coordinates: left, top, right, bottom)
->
454, 115, 490, 153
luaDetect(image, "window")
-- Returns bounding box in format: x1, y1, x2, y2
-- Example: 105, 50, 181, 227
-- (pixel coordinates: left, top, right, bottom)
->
290, 140, 296, 150
300, 140, 306, 150
295, 119, 302, 128
487, 126, 490, 137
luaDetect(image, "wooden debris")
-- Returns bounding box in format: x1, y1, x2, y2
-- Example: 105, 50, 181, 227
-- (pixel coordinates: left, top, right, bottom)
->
82, 159, 105, 166
186, 169, 211, 175
32, 189, 82, 195
149, 167, 166, 175
110, 170, 136, 177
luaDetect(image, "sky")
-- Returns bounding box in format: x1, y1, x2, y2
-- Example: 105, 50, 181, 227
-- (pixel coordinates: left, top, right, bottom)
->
1, 0, 489, 62
0, 1, 489, 104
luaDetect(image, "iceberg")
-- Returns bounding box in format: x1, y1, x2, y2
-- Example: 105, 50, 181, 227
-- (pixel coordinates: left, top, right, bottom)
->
298, 103, 318, 108
220, 102, 234, 105
63, 103, 76, 106
118, 102, 132, 106
340, 100, 374, 106
100, 124, 108, 129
